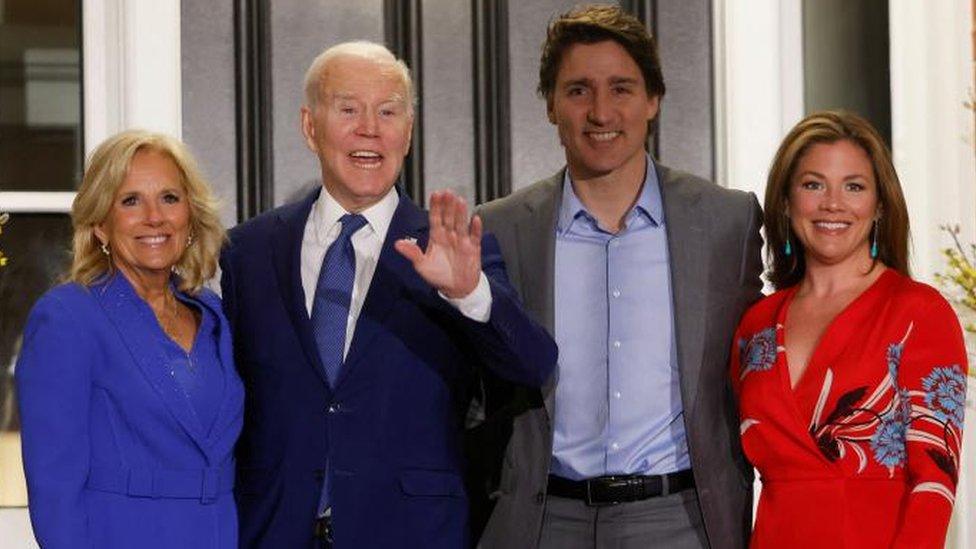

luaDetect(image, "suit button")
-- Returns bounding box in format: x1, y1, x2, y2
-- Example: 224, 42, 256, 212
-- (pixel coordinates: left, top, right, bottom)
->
328, 403, 341, 414
535, 492, 544, 504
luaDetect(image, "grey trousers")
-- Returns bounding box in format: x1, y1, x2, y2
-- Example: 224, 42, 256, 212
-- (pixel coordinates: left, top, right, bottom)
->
538, 488, 708, 549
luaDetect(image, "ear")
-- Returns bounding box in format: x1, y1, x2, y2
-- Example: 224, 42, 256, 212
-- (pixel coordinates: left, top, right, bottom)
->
646, 94, 660, 121
300, 106, 317, 153
546, 97, 556, 125
93, 225, 107, 247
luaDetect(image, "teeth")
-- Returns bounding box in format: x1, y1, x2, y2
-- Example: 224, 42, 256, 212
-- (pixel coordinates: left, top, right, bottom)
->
139, 236, 167, 244
814, 222, 850, 230
588, 131, 620, 142
350, 151, 381, 158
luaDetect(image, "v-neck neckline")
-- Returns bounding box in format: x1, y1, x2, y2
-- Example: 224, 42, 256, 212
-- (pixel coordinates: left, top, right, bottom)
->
776, 268, 893, 395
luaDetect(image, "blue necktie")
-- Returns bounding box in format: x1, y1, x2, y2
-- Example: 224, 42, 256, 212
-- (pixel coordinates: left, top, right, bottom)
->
311, 213, 367, 388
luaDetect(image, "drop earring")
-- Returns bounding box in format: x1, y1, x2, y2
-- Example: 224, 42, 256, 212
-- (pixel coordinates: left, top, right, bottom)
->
870, 219, 879, 259
100, 242, 110, 256
784, 230, 792, 257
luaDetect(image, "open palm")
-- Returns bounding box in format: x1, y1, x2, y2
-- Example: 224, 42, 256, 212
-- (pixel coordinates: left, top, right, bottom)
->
395, 190, 483, 299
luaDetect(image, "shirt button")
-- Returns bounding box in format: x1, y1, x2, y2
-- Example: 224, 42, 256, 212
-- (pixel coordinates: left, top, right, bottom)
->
611, 289, 620, 298
611, 442, 620, 451
613, 391, 622, 399
613, 340, 621, 348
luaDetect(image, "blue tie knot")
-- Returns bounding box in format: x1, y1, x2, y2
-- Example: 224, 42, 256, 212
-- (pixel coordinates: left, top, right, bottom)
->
338, 213, 367, 239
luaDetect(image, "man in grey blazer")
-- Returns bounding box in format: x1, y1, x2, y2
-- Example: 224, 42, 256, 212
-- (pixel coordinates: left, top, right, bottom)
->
475, 5, 762, 548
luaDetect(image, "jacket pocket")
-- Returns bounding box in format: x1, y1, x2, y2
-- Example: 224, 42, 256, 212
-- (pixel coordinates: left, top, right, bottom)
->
399, 469, 465, 498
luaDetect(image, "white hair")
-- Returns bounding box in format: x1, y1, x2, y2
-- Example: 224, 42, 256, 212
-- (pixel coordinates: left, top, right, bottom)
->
303, 40, 415, 112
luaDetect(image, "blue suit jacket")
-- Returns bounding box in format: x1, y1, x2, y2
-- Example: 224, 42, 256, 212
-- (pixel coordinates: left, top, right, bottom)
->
219, 189, 556, 548
16, 273, 245, 548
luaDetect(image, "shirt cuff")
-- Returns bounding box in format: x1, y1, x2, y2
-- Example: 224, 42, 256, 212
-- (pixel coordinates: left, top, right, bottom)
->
440, 272, 492, 323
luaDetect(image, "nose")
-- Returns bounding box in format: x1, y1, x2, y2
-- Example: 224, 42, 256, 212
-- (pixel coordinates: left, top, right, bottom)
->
820, 186, 843, 211
143, 200, 164, 225
586, 89, 612, 126
356, 110, 379, 137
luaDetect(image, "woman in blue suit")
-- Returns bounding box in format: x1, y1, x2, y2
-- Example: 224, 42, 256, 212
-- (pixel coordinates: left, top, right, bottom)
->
16, 130, 243, 548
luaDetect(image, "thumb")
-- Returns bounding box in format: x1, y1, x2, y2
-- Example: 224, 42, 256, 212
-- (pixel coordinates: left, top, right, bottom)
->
394, 238, 424, 265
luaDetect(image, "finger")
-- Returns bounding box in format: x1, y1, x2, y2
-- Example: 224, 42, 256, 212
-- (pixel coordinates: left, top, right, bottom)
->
428, 191, 443, 232
453, 196, 469, 236
439, 191, 459, 234
469, 213, 483, 244
394, 239, 424, 265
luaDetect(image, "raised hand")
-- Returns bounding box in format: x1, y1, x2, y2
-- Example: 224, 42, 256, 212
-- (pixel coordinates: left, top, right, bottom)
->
395, 190, 483, 299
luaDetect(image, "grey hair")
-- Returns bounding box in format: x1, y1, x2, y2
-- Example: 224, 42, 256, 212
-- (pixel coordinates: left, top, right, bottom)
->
303, 40, 415, 112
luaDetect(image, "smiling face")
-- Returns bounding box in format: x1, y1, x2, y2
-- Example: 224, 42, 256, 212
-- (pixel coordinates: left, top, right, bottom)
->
301, 54, 413, 212
94, 149, 192, 288
547, 40, 659, 182
788, 139, 879, 269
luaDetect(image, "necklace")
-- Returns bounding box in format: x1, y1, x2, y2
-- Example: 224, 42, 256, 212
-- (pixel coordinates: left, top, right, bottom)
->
158, 291, 196, 372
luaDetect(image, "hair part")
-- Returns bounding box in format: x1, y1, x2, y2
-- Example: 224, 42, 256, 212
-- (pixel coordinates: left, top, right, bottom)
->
537, 4, 665, 105
69, 129, 226, 294
303, 40, 415, 113
763, 110, 910, 289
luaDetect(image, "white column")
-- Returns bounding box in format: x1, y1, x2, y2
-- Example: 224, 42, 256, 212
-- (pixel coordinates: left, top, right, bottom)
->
83, 0, 182, 157
712, 0, 804, 198
889, 1, 976, 285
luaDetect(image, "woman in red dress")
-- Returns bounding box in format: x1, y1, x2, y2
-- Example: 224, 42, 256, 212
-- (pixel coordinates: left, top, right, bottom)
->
732, 111, 967, 548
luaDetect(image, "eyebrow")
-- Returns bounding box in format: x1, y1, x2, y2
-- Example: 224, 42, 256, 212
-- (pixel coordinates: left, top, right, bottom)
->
560, 76, 641, 90
795, 170, 869, 181
331, 92, 406, 105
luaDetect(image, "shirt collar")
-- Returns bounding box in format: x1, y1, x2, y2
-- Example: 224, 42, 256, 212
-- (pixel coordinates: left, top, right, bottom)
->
312, 184, 400, 242
556, 154, 664, 234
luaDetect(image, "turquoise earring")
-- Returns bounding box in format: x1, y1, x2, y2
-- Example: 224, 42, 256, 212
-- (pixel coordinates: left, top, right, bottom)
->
784, 234, 792, 257
870, 219, 879, 259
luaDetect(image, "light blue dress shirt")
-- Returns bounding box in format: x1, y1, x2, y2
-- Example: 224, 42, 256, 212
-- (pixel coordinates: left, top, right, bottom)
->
550, 155, 690, 480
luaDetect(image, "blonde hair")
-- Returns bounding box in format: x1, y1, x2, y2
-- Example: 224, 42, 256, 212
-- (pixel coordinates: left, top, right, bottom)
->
69, 129, 225, 293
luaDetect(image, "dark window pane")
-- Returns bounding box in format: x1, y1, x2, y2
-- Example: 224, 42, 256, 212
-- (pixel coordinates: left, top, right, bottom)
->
0, 214, 71, 507
0, 0, 83, 191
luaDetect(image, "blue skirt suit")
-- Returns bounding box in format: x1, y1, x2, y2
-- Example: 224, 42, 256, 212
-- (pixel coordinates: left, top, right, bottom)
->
16, 272, 244, 548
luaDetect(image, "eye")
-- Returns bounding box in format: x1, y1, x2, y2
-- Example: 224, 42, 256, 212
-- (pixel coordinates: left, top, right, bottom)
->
162, 192, 182, 204
612, 85, 632, 95
845, 181, 866, 192
120, 194, 138, 206
799, 180, 823, 191
566, 86, 586, 97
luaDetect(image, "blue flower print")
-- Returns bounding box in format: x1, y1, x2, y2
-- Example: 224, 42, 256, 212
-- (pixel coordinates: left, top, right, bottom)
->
922, 365, 967, 428
886, 342, 903, 382
739, 327, 779, 380
871, 418, 907, 468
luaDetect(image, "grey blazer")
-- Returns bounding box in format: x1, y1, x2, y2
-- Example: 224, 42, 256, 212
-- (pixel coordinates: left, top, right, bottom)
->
475, 163, 763, 549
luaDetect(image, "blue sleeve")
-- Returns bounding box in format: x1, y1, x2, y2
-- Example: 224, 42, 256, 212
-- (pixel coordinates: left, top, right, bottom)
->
16, 291, 94, 548
461, 233, 557, 388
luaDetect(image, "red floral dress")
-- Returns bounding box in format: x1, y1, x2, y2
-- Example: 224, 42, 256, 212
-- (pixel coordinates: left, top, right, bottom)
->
731, 269, 968, 548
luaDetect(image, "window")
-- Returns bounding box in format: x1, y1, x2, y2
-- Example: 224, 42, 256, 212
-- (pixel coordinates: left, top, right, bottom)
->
0, 0, 82, 508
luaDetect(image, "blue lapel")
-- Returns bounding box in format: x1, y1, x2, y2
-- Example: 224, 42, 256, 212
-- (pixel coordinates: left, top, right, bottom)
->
91, 273, 210, 457
270, 188, 332, 390
194, 288, 245, 447
339, 193, 429, 386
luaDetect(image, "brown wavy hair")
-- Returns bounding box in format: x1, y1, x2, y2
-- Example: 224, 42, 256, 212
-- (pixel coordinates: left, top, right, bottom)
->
764, 110, 910, 289
69, 130, 225, 293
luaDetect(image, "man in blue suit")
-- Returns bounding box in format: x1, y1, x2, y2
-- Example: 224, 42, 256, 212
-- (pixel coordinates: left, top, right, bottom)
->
219, 41, 557, 548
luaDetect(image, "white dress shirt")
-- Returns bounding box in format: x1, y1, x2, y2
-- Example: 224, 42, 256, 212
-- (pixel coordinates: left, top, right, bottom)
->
300, 186, 491, 359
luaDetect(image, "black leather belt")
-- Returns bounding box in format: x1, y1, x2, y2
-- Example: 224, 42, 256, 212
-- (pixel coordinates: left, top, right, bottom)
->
546, 470, 695, 506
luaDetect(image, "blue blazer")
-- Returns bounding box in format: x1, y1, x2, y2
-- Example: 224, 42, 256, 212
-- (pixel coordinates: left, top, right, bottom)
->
220, 189, 556, 548
16, 273, 244, 548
